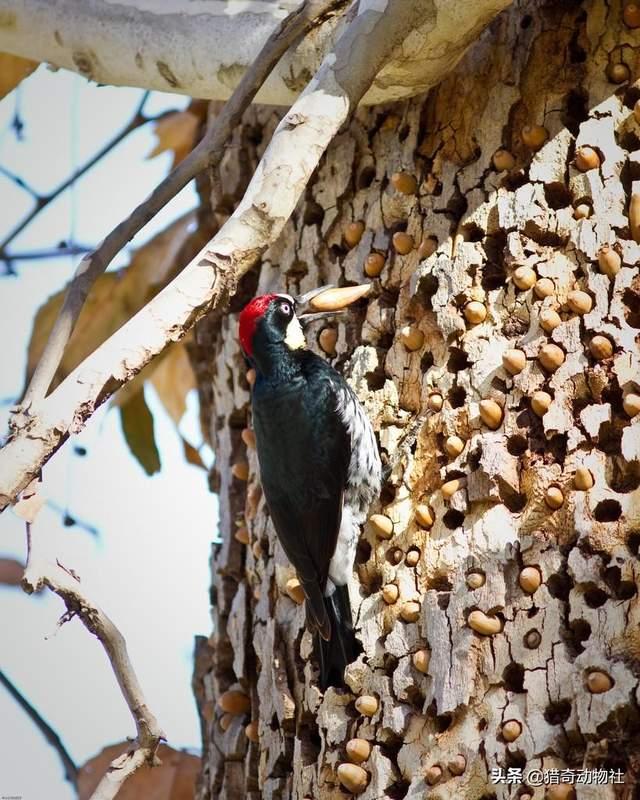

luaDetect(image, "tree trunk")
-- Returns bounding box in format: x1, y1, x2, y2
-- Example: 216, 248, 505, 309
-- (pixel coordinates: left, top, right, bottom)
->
192, 2, 640, 798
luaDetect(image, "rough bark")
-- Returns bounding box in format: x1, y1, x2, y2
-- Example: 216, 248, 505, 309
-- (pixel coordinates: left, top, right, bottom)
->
0, 0, 509, 106
192, 1, 640, 798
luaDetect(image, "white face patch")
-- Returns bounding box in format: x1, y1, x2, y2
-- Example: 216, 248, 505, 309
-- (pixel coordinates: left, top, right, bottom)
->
284, 315, 306, 350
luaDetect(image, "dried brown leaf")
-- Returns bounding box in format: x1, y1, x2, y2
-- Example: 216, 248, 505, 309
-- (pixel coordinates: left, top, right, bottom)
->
0, 558, 25, 587
150, 340, 196, 425
119, 389, 161, 476
0, 53, 38, 100
182, 438, 205, 469
148, 111, 199, 167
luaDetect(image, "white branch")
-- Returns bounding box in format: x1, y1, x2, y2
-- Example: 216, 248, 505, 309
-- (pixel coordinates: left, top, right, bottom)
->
0, 0, 510, 106
0, 0, 510, 511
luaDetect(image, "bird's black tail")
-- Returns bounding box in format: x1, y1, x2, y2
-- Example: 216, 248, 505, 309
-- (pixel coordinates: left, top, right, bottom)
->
317, 585, 361, 690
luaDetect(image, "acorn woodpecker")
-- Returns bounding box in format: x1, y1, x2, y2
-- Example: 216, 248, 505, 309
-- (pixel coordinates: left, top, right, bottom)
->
239, 290, 381, 689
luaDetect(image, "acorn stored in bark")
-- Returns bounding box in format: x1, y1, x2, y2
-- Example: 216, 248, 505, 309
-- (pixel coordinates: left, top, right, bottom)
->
337, 764, 369, 794
519, 566, 541, 593
369, 514, 394, 539
468, 610, 502, 635
480, 399, 503, 429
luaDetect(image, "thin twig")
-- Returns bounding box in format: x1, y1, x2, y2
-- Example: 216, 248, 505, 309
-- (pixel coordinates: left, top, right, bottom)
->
22, 518, 165, 800
0, 243, 95, 263
0, 667, 79, 791
0, 91, 151, 259
18, 0, 348, 411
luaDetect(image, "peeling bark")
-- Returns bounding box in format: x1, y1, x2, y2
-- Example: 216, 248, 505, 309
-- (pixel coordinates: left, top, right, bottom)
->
193, 1, 640, 798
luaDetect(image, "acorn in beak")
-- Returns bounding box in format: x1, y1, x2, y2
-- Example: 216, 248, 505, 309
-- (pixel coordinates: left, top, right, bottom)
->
295, 284, 371, 324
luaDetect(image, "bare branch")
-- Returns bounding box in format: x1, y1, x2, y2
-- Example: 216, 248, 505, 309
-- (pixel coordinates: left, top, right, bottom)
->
0, 667, 79, 790
18, 0, 348, 411
0, 0, 510, 511
22, 519, 165, 800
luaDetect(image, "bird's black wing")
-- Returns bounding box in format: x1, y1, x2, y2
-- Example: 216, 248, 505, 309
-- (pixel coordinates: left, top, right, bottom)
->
252, 354, 351, 639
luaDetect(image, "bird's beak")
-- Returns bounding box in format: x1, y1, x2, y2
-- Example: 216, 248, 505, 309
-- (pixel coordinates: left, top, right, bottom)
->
295, 284, 371, 325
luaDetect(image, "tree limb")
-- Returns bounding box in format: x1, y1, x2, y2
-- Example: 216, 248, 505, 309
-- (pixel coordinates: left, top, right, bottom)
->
0, 667, 79, 791
18, 0, 348, 411
0, 0, 511, 512
22, 519, 165, 800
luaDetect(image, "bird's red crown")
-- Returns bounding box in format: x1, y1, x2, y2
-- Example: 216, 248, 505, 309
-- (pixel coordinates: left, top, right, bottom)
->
239, 294, 278, 356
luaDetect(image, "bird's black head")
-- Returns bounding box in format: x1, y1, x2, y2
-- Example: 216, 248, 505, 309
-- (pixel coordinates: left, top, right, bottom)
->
239, 294, 306, 371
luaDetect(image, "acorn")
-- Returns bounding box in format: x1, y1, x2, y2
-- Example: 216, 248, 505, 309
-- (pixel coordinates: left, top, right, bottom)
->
623, 393, 640, 417
539, 308, 562, 332
393, 232, 415, 254
405, 549, 420, 567
234, 526, 250, 545
531, 390, 552, 417
468, 610, 502, 635
547, 786, 576, 800
319, 327, 338, 356
623, 2, 640, 28
444, 435, 465, 457
575, 146, 600, 172
364, 252, 385, 278
425, 766, 443, 786
479, 399, 503, 429
412, 649, 431, 674
246, 368, 257, 386
400, 600, 421, 622
574, 467, 594, 490
345, 221, 365, 248
513, 266, 536, 290
607, 62, 630, 83
635, 99, 640, 124
586, 670, 613, 693
502, 720, 522, 742
545, 486, 564, 509
573, 203, 591, 220
524, 629, 542, 648
382, 584, 399, 604
309, 284, 371, 312
355, 695, 378, 716
534, 277, 555, 299
567, 289, 592, 315
370, 513, 394, 539
337, 763, 368, 794
464, 301, 487, 324
428, 393, 443, 412
245, 720, 259, 742
285, 577, 305, 604
218, 690, 251, 715
346, 738, 371, 764
232, 461, 250, 481
448, 755, 467, 776
417, 237, 438, 259
219, 713, 233, 731
503, 349, 526, 375
538, 343, 565, 372
389, 547, 404, 565
241, 428, 256, 449
391, 171, 418, 195
589, 335, 613, 360
597, 245, 621, 278
521, 124, 548, 150
442, 477, 465, 499
519, 566, 542, 593
492, 148, 515, 171
466, 572, 486, 589
252, 540, 263, 559
630, 192, 640, 243
400, 326, 424, 351
415, 504, 434, 528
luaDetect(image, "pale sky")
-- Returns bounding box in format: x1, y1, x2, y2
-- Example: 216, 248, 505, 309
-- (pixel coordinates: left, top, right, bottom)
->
0, 68, 218, 798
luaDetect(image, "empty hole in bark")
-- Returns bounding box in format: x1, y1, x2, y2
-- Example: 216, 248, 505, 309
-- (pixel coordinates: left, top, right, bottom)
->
365, 364, 386, 391
482, 261, 507, 291
303, 199, 324, 226
619, 581, 637, 600
596, 422, 623, 455
384, 653, 399, 676
605, 566, 637, 600
437, 593, 451, 611
520, 13, 532, 27
548, 433, 568, 465
505, 750, 526, 770
430, 574, 453, 591
330, 244, 345, 260
398, 124, 410, 142
380, 484, 395, 506
460, 222, 484, 243
563, 88, 589, 134
584, 585, 609, 608
507, 434, 528, 456
501, 488, 528, 513
448, 386, 467, 408
416, 273, 438, 310
435, 713, 452, 732
570, 618, 591, 653
527, 607, 539, 618
446, 188, 467, 220
624, 284, 640, 330
547, 572, 573, 600
618, 129, 640, 152
357, 165, 376, 189
467, 447, 481, 471
478, 718, 488, 731
356, 539, 371, 564
544, 699, 572, 726
491, 376, 508, 394
298, 714, 322, 766
421, 351, 435, 372
443, 510, 465, 530
503, 662, 525, 693
447, 348, 470, 372
594, 499, 622, 522
386, 780, 410, 800
606, 457, 640, 493
544, 182, 573, 210
628, 530, 640, 555
522, 223, 566, 248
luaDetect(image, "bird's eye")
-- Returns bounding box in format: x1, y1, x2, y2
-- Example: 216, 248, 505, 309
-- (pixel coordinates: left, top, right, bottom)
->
280, 302, 291, 315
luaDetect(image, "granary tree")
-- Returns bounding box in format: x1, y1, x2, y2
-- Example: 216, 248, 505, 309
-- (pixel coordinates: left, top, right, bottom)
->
1, 0, 639, 798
